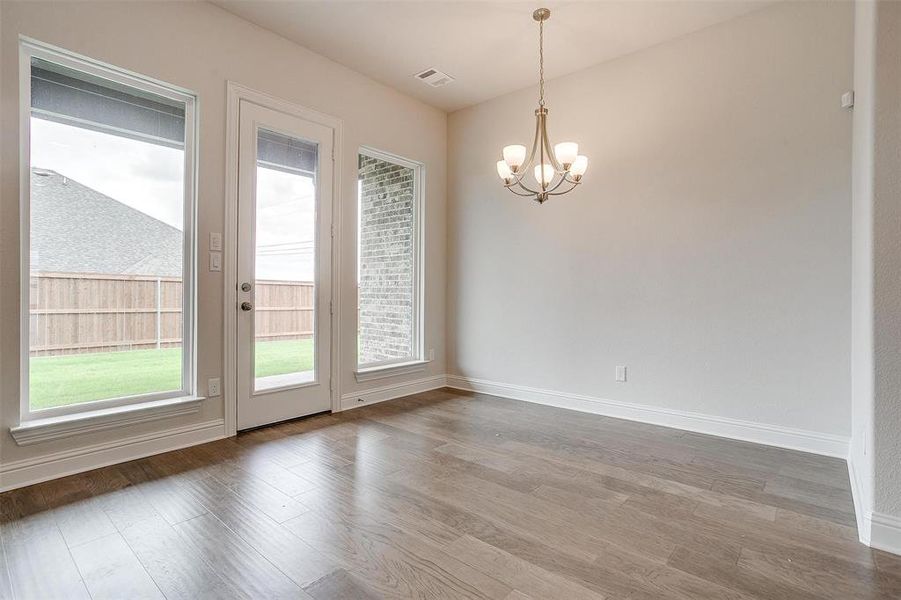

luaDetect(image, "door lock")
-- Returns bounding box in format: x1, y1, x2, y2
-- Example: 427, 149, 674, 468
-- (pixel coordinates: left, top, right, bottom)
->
241, 282, 252, 292
241, 301, 253, 311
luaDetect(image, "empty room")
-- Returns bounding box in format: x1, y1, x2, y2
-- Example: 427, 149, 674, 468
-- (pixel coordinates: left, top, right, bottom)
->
1, 0, 900, 598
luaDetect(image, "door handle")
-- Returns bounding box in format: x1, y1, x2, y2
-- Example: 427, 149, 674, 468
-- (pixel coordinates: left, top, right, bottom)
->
241, 301, 253, 312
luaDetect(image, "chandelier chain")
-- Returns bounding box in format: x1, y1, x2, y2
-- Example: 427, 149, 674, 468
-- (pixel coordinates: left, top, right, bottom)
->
538, 17, 545, 107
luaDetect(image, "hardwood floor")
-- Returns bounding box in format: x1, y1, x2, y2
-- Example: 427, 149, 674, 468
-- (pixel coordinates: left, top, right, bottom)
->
1, 388, 899, 599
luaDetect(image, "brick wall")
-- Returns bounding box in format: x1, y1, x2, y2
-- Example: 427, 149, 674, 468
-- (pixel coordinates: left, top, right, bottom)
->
358, 153, 416, 364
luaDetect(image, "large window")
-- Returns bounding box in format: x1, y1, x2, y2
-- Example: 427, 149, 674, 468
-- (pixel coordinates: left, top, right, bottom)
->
357, 148, 423, 369
21, 40, 196, 419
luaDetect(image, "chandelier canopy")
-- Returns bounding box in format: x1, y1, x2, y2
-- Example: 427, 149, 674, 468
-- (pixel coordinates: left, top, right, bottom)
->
496, 8, 588, 204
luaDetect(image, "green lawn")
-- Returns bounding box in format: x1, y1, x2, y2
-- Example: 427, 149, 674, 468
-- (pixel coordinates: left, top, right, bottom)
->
29, 339, 314, 410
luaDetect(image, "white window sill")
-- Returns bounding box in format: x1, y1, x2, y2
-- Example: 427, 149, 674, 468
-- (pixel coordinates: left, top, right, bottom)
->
354, 360, 430, 383
10, 395, 205, 446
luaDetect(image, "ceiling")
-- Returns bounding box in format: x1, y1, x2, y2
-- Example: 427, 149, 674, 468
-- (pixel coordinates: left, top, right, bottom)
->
212, 1, 773, 112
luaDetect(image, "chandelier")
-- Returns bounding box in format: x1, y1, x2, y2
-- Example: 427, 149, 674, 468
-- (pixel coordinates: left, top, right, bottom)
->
496, 8, 588, 204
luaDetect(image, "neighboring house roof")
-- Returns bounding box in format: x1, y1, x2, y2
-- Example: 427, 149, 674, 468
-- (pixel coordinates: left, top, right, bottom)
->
30, 168, 183, 277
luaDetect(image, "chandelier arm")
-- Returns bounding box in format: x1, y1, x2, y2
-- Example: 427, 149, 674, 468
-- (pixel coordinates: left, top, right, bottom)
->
512, 177, 541, 194
547, 180, 581, 196
517, 111, 542, 180
538, 121, 547, 191
505, 170, 529, 187
503, 112, 543, 188
506, 179, 541, 196
511, 183, 540, 195
506, 163, 536, 188
539, 112, 564, 172
542, 172, 571, 195
554, 161, 577, 176
506, 186, 540, 198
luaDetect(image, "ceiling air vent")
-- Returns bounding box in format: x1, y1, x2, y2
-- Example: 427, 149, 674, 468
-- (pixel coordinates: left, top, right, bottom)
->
414, 68, 454, 88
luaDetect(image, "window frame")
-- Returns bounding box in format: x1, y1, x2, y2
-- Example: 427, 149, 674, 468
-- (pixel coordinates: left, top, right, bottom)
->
18, 38, 198, 422
355, 146, 425, 372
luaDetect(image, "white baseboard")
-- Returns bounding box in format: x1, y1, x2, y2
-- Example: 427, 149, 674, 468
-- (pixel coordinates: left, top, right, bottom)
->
847, 452, 901, 556
0, 419, 226, 492
340, 375, 447, 411
848, 454, 872, 545
446, 375, 849, 458
871, 512, 901, 556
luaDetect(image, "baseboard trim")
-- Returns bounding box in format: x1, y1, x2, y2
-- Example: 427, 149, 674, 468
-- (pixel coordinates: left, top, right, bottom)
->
847, 453, 901, 556
871, 512, 901, 556
446, 375, 849, 458
0, 419, 227, 492
848, 454, 872, 545
340, 375, 447, 411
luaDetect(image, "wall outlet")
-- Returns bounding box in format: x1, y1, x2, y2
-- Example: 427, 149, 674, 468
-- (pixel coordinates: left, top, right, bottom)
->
208, 377, 221, 397
209, 232, 222, 251
616, 366, 627, 383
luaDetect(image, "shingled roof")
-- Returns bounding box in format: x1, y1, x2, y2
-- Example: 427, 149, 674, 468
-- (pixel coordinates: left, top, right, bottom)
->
30, 169, 183, 278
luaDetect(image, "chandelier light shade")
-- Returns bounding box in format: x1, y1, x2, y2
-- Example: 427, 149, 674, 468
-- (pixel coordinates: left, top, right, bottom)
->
496, 8, 587, 204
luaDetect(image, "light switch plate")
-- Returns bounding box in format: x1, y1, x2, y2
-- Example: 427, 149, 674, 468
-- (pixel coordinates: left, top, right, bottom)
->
209, 232, 222, 251
209, 252, 222, 272
208, 377, 220, 397
616, 366, 627, 383
841, 90, 855, 109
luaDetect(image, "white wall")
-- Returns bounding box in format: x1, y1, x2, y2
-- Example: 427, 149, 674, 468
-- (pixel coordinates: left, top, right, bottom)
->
448, 1, 853, 437
0, 1, 446, 481
850, 0, 901, 553
870, 0, 901, 523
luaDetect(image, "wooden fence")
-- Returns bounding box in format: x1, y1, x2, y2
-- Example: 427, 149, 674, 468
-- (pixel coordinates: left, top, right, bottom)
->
29, 272, 314, 356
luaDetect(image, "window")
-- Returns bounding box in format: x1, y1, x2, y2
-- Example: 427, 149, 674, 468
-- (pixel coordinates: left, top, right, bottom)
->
253, 129, 318, 390
21, 40, 196, 420
357, 148, 423, 369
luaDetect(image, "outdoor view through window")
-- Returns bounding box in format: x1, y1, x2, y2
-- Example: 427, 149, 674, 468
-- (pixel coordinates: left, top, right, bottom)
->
28, 57, 190, 412
253, 129, 318, 391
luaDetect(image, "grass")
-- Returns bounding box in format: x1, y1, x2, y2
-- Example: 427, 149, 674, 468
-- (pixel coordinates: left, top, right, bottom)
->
29, 339, 314, 410
253, 338, 315, 381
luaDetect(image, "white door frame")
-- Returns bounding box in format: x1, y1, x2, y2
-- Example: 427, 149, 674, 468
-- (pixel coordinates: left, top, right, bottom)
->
224, 82, 343, 436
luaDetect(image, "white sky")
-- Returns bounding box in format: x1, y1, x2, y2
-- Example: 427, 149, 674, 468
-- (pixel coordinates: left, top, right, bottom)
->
30, 118, 316, 281
31, 118, 186, 229
255, 167, 315, 281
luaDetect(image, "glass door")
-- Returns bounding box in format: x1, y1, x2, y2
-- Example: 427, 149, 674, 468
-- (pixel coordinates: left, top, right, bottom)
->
236, 100, 333, 429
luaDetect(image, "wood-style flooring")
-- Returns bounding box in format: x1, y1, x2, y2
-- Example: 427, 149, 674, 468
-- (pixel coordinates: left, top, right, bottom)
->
1, 388, 899, 599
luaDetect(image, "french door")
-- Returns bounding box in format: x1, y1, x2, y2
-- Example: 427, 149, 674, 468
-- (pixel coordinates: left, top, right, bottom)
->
236, 99, 333, 430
